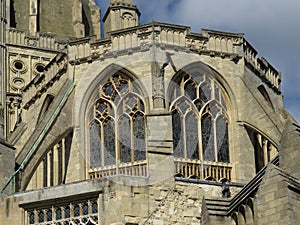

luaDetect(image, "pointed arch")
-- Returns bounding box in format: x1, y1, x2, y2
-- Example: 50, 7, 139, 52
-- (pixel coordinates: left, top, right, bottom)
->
168, 61, 233, 181
82, 64, 148, 178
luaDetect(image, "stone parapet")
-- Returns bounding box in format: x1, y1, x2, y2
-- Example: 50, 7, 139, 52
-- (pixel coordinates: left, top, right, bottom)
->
6, 28, 66, 50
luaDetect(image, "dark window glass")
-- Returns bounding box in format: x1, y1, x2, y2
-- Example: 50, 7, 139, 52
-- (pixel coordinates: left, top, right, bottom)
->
89, 121, 102, 167
119, 80, 129, 95
103, 82, 114, 97
56, 208, 62, 220
83, 203, 89, 215
186, 112, 199, 159
194, 99, 204, 111
29, 212, 35, 224
119, 115, 132, 163
192, 71, 203, 84
92, 202, 98, 214
74, 205, 80, 217
185, 81, 197, 100
43, 157, 47, 187
104, 119, 115, 166
178, 100, 189, 115
172, 109, 184, 158
200, 83, 211, 103
216, 116, 230, 163
46, 210, 52, 221
38, 211, 44, 223
202, 114, 215, 161
65, 206, 70, 218
210, 102, 220, 119
133, 113, 146, 161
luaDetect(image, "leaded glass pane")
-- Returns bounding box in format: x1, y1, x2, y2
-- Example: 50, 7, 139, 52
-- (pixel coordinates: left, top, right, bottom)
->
119, 80, 129, 95
29, 212, 35, 224
172, 109, 184, 158
200, 83, 211, 103
103, 119, 115, 166
192, 71, 203, 84
103, 82, 114, 97
113, 93, 121, 106
65, 206, 70, 218
185, 112, 199, 159
92, 202, 98, 214
56, 208, 62, 220
185, 81, 197, 100
210, 102, 220, 118
216, 116, 230, 163
83, 204, 89, 215
46, 210, 52, 221
89, 122, 101, 167
38, 211, 44, 223
139, 100, 145, 112
194, 99, 204, 111
133, 113, 146, 161
119, 115, 131, 163
221, 96, 227, 110
178, 100, 189, 115
74, 205, 80, 217
201, 114, 215, 161
215, 85, 220, 101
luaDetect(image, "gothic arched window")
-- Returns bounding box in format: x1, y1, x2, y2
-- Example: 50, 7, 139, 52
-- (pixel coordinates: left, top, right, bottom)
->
89, 73, 146, 177
171, 72, 230, 164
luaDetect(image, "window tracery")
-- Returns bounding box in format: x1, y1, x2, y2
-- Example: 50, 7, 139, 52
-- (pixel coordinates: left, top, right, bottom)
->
171, 72, 230, 164
27, 200, 98, 225
89, 73, 146, 177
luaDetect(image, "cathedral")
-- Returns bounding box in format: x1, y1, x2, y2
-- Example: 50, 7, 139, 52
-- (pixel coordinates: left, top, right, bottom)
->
0, 0, 299, 224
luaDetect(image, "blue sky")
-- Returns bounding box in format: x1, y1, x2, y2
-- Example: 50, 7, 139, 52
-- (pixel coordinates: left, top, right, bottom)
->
96, 0, 300, 122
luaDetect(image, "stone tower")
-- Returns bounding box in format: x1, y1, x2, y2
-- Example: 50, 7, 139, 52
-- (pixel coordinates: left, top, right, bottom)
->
103, 0, 140, 36
7, 0, 101, 39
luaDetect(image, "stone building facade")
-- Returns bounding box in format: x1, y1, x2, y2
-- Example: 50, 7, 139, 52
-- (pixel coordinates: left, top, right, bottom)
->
0, 0, 299, 224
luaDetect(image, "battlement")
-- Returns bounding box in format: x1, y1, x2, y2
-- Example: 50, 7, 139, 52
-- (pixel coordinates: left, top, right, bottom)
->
68, 22, 281, 93
6, 28, 66, 51
243, 40, 281, 93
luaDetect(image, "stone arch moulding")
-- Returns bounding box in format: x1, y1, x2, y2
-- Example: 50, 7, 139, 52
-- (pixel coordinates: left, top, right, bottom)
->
74, 63, 149, 176
167, 61, 236, 180
166, 61, 237, 116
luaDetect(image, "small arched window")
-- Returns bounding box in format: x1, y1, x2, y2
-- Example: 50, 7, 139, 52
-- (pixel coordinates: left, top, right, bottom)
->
170, 71, 230, 163
89, 73, 146, 177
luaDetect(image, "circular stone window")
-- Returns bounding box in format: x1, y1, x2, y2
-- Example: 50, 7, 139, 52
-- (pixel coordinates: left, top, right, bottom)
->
11, 77, 25, 90
12, 60, 26, 73
35, 64, 45, 74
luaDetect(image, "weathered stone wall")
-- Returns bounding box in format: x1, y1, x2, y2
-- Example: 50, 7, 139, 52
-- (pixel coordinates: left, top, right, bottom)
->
0, 141, 14, 196
255, 165, 299, 225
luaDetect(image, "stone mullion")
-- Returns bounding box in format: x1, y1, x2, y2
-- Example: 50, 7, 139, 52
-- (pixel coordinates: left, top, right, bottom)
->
100, 125, 105, 168
198, 115, 203, 179
61, 138, 65, 183
182, 113, 187, 160
263, 139, 268, 166
213, 119, 218, 162
53, 144, 59, 186
36, 162, 43, 189
130, 117, 134, 164
47, 152, 51, 187
115, 119, 119, 174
